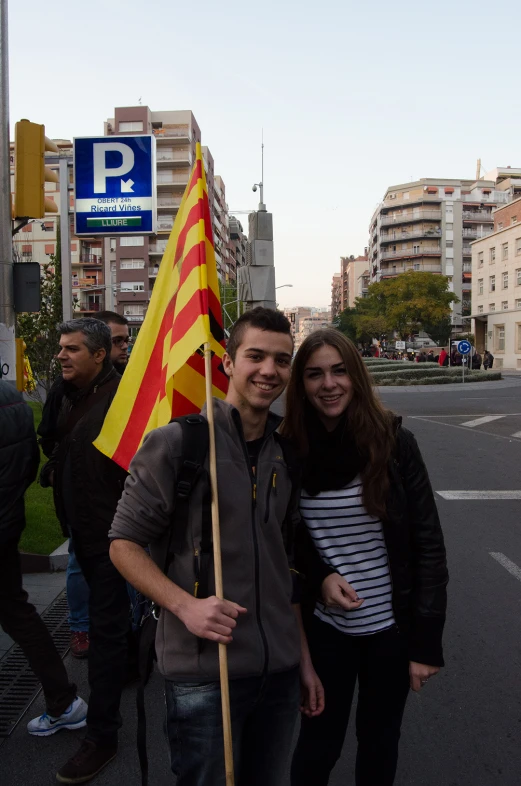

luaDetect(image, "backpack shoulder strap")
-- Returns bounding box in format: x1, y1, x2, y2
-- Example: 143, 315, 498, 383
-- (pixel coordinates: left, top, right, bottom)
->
167, 414, 209, 557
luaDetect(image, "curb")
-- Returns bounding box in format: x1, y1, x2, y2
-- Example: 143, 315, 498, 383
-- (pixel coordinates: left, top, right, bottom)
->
20, 540, 68, 574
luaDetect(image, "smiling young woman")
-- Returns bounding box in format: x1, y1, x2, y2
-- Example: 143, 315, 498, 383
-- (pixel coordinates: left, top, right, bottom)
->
282, 329, 448, 786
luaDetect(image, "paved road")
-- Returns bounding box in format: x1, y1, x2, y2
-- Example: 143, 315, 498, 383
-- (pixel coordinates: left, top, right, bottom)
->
2, 380, 521, 785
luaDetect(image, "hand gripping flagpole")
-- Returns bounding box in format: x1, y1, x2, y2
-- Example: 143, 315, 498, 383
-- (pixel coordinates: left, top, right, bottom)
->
204, 343, 235, 786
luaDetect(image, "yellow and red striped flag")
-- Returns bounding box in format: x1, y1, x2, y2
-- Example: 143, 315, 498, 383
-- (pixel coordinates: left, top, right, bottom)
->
94, 142, 228, 471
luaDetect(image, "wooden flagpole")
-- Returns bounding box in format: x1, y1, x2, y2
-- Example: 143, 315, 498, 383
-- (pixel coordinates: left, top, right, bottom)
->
204, 342, 235, 786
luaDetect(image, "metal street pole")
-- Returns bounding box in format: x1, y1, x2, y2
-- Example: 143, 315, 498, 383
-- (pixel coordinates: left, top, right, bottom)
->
0, 0, 15, 381
59, 159, 72, 321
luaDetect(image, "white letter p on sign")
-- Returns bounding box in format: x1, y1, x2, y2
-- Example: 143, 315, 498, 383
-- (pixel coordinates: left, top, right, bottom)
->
93, 142, 135, 194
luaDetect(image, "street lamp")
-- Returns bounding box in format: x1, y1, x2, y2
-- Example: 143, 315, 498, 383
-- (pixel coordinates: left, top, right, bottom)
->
275, 284, 293, 290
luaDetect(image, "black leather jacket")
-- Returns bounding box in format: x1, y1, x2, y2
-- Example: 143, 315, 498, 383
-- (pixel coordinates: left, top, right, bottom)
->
296, 424, 448, 667
0, 382, 40, 545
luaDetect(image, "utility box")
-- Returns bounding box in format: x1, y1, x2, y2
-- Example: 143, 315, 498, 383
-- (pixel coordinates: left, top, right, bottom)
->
13, 263, 41, 312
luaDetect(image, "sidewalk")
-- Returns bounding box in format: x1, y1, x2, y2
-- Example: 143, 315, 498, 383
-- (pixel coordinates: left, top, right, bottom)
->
0, 571, 66, 659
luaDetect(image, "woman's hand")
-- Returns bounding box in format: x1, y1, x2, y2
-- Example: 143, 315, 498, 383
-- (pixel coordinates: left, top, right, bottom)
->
299, 660, 325, 718
321, 573, 364, 611
409, 661, 440, 692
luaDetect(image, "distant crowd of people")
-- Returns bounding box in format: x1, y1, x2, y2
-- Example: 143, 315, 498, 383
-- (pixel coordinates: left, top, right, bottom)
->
361, 345, 494, 370
1, 309, 448, 786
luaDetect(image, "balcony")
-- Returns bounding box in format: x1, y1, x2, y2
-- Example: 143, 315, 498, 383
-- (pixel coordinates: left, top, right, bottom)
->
382, 195, 442, 210
156, 220, 174, 233
462, 210, 494, 222
78, 302, 101, 312
462, 245, 472, 256
462, 227, 493, 239
156, 173, 190, 188
157, 196, 182, 211
380, 210, 442, 227
149, 266, 160, 278
153, 125, 190, 142
380, 227, 442, 244
78, 254, 103, 265
124, 314, 144, 322
157, 149, 193, 166
380, 263, 442, 277
149, 243, 167, 255
380, 246, 442, 261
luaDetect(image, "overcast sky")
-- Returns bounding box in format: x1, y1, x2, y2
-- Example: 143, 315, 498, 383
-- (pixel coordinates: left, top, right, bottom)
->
9, 0, 521, 308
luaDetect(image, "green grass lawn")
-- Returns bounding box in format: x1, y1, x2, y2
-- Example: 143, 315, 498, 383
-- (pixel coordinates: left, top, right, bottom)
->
20, 402, 65, 555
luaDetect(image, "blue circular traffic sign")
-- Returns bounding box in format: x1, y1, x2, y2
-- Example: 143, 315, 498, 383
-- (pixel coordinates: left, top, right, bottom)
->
457, 340, 471, 355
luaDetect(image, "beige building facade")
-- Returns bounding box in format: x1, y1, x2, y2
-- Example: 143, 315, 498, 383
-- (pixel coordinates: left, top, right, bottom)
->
471, 197, 521, 369
340, 255, 368, 311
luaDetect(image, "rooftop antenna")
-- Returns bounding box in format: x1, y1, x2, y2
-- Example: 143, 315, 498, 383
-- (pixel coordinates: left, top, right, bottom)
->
252, 129, 266, 211
138, 96, 142, 105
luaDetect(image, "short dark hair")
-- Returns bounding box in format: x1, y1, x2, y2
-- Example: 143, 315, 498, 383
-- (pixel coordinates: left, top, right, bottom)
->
58, 318, 112, 358
226, 307, 292, 361
96, 311, 128, 326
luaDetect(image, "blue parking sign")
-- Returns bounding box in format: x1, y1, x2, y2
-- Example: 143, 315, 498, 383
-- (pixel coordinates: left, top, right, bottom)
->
74, 136, 156, 235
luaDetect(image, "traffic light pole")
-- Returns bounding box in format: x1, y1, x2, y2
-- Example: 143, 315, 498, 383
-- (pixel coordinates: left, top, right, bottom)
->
0, 0, 15, 382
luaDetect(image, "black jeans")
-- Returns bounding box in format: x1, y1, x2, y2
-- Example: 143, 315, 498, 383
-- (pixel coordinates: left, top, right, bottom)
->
73, 540, 130, 747
0, 536, 76, 716
291, 616, 410, 786
165, 667, 300, 786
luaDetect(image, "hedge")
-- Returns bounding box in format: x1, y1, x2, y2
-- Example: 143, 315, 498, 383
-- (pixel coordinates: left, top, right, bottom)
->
369, 366, 459, 380
376, 371, 502, 386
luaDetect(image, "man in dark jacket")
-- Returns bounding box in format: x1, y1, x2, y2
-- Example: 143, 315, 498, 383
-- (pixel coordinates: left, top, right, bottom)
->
40, 319, 130, 784
38, 312, 130, 659
0, 381, 87, 735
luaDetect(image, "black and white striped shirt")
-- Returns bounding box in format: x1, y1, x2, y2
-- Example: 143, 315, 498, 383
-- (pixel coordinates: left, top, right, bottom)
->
300, 475, 395, 636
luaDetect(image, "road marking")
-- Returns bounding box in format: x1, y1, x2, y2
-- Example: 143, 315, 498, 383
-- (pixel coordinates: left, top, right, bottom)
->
511, 431, 521, 439
409, 413, 521, 418
407, 416, 521, 443
461, 415, 506, 428
437, 491, 521, 500
490, 552, 521, 583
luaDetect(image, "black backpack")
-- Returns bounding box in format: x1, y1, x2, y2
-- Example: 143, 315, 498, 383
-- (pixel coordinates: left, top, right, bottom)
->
136, 414, 300, 785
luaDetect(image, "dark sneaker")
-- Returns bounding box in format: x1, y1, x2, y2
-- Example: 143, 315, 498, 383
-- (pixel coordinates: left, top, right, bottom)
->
70, 632, 89, 659
56, 740, 117, 784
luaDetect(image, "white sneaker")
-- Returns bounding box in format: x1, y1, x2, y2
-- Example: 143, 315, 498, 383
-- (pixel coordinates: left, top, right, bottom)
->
27, 696, 88, 736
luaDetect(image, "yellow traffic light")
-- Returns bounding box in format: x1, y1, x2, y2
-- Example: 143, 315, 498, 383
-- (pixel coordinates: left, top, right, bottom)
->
14, 119, 59, 219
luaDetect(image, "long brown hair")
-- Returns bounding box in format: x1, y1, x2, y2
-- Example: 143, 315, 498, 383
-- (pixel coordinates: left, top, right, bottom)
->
281, 329, 395, 519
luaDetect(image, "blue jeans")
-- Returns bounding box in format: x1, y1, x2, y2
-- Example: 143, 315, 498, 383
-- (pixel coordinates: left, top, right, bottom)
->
66, 538, 90, 632
165, 667, 300, 786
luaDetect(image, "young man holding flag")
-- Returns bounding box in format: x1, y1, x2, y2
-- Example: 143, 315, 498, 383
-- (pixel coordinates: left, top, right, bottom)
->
110, 307, 323, 785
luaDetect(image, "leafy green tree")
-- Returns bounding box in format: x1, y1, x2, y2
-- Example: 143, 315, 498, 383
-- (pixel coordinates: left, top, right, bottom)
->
219, 281, 242, 336
335, 308, 358, 343
356, 272, 458, 340
423, 316, 452, 347
16, 224, 63, 401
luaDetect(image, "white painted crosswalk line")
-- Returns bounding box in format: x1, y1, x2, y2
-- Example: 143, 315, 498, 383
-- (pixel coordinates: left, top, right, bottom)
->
511, 431, 521, 439
436, 491, 521, 500
460, 415, 506, 428
490, 552, 521, 583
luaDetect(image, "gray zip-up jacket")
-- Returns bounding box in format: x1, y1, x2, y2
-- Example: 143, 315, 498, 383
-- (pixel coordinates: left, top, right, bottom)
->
109, 398, 301, 682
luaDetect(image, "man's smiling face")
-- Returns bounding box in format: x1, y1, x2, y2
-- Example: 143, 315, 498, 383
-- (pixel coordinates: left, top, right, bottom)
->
223, 327, 293, 413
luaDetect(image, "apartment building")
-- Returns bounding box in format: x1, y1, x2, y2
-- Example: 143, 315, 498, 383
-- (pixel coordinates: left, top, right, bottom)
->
331, 273, 341, 320
11, 139, 108, 316
471, 197, 521, 369
228, 216, 247, 282
340, 254, 368, 311
104, 106, 230, 330
368, 175, 515, 328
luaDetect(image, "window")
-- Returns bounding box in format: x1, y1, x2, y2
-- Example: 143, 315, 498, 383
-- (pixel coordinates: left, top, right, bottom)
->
490, 275, 496, 292
123, 304, 145, 315
446, 223, 453, 230
490, 303, 496, 311
21, 244, 32, 257
120, 236, 144, 246
478, 251, 484, 266
512, 217, 518, 225
45, 244, 54, 255
478, 279, 483, 295
446, 240, 453, 248
71, 243, 77, 252
517, 299, 521, 309
403, 191, 409, 200
517, 269, 521, 286
503, 272, 509, 289
120, 259, 145, 269
120, 281, 144, 292
22, 224, 32, 233
413, 263, 420, 271
518, 324, 521, 352
478, 305, 484, 313
502, 301, 509, 310
118, 121, 143, 132
516, 238, 521, 256
490, 247, 496, 263
502, 242, 509, 260
413, 245, 420, 254
495, 325, 505, 352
